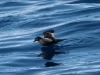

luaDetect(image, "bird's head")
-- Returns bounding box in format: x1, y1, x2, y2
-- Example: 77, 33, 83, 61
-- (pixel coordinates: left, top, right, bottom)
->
34, 36, 42, 42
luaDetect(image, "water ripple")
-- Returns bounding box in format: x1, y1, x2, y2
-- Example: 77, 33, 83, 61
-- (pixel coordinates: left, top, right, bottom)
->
0, 0, 100, 75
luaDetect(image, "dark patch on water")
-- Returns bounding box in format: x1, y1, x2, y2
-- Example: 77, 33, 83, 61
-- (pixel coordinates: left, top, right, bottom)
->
70, 0, 100, 4
0, 2, 30, 7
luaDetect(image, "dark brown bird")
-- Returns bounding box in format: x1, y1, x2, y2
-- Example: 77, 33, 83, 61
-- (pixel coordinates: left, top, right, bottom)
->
34, 30, 66, 46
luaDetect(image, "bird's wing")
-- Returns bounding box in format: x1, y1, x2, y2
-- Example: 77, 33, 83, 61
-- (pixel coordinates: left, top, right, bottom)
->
43, 38, 53, 42
43, 30, 55, 38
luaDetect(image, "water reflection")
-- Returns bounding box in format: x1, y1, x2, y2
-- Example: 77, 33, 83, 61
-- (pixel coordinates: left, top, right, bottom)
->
37, 45, 69, 67
38, 45, 66, 60
45, 62, 61, 67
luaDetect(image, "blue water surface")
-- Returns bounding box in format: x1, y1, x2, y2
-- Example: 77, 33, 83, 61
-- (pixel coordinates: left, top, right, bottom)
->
0, 0, 100, 75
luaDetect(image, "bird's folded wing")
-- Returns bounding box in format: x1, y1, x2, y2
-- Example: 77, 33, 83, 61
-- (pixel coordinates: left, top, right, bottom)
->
43, 38, 53, 42
43, 30, 55, 38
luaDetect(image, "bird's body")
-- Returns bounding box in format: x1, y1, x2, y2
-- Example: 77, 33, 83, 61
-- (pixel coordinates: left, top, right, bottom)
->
34, 30, 66, 46
37, 38, 64, 46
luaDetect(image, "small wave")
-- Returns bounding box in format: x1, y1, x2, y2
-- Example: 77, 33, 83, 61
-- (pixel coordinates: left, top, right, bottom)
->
68, 7, 100, 16
0, 1, 31, 7
58, 36, 100, 50
70, 0, 100, 4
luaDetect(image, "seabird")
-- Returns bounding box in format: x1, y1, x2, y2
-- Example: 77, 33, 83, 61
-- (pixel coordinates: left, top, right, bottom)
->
34, 30, 65, 46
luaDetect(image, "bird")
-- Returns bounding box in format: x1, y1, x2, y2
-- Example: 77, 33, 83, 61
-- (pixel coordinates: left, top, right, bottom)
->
34, 30, 66, 46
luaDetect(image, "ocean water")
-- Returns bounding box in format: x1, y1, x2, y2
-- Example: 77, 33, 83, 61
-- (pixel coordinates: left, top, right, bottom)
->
0, 0, 100, 75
